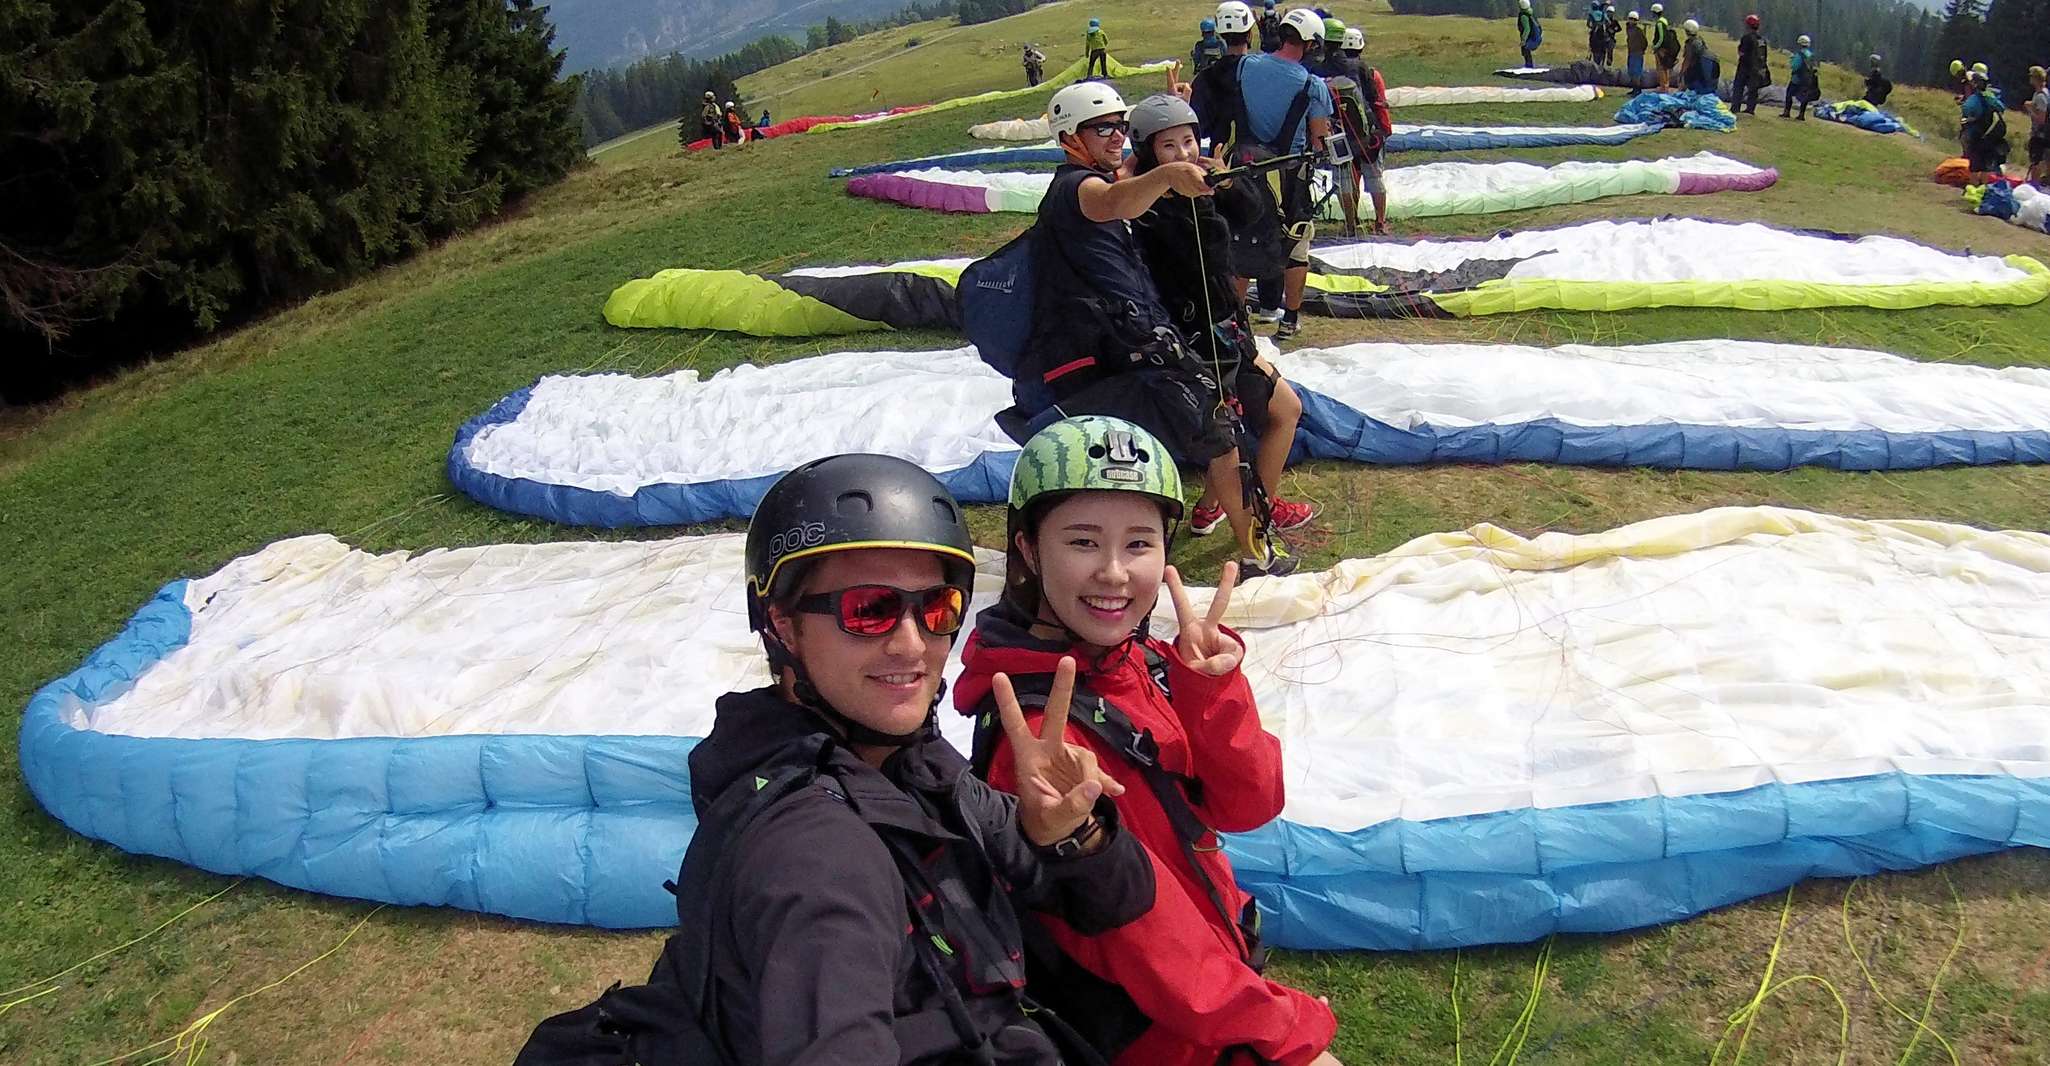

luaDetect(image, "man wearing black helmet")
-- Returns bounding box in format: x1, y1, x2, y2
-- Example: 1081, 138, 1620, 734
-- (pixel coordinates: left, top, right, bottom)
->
519, 455, 1155, 1066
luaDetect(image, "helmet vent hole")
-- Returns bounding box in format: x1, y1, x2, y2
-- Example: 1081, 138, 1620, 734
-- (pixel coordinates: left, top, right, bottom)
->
1088, 445, 1106, 458
835, 490, 873, 515
933, 498, 959, 522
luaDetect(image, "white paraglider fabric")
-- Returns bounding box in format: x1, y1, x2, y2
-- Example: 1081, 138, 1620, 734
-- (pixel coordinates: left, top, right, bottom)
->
1384, 84, 1602, 105
445, 336, 2050, 528
24, 510, 2050, 946
1309, 218, 2037, 285
968, 86, 1601, 138
1269, 339, 2050, 436
458, 347, 1013, 497
848, 154, 1775, 219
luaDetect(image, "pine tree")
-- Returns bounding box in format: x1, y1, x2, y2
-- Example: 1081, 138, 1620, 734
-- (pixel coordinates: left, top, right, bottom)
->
2, 0, 583, 395
1934, 0, 1989, 81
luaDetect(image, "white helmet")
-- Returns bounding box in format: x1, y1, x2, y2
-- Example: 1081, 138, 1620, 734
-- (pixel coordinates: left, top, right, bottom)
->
1518, 0, 1531, 8
1048, 81, 1129, 138
1650, 3, 1662, 13
1342, 26, 1365, 51
1797, 34, 1811, 46
1683, 18, 1699, 32
1280, 7, 1324, 42
1215, 0, 1256, 34
1627, 9, 1639, 17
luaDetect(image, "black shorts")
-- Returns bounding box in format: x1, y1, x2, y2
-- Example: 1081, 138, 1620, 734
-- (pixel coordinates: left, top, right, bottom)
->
2030, 129, 2049, 165
1231, 360, 1277, 441
1058, 367, 1241, 468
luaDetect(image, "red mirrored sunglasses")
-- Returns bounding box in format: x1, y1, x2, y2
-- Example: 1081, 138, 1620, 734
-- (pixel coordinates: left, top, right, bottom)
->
794, 584, 967, 638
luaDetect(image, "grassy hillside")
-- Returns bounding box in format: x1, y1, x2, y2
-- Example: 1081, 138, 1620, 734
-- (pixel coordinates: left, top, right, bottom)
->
5, 5, 2050, 1064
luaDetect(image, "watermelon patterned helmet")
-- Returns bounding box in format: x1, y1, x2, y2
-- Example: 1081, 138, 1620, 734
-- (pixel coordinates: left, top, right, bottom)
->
1008, 416, 1185, 520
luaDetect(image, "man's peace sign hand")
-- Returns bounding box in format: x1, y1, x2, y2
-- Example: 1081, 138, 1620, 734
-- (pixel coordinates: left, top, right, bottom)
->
994, 656, 1126, 847
1165, 563, 1243, 677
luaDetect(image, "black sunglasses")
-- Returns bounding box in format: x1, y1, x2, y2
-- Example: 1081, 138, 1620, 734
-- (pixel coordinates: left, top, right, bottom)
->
795, 584, 967, 638
1078, 120, 1130, 139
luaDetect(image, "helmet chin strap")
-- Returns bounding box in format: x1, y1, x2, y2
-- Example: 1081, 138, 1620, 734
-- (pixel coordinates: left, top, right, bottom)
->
767, 632, 941, 749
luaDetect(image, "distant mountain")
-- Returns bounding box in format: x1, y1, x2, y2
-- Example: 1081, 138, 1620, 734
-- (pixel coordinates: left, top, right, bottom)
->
546, 0, 925, 72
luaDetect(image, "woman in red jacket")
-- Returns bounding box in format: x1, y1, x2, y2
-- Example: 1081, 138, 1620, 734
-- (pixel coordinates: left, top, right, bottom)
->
956, 415, 1343, 1066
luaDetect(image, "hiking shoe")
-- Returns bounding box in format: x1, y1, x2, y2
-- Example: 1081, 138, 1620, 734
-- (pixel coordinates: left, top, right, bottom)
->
1249, 306, 1284, 325
1240, 543, 1298, 578
1268, 497, 1316, 532
1189, 501, 1226, 535
1275, 310, 1301, 339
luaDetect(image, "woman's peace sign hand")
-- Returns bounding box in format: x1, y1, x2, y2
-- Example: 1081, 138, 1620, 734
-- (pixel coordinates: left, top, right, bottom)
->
993, 656, 1126, 847
1165, 563, 1243, 676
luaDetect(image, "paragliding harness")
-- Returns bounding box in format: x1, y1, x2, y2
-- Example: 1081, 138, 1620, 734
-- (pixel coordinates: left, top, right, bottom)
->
966, 651, 1272, 1063
513, 735, 1107, 1066
1969, 89, 2009, 149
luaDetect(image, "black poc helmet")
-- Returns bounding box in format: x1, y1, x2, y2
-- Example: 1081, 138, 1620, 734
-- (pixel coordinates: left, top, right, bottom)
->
745, 453, 976, 640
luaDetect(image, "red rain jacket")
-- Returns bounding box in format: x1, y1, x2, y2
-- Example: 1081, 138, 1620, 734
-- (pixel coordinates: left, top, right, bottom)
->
953, 603, 1336, 1066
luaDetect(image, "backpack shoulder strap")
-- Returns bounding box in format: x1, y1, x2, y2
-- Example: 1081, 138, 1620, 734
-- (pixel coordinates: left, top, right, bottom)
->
970, 665, 1253, 959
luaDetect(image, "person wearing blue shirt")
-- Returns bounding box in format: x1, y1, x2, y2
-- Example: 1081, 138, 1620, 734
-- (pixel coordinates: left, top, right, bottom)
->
1225, 8, 1332, 339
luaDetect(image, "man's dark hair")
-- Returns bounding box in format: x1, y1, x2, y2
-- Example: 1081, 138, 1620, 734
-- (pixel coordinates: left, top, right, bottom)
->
1222, 30, 1251, 47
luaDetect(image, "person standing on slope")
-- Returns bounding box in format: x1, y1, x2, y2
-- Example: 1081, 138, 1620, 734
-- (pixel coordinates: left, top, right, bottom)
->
1624, 10, 1649, 88
1258, 0, 1283, 52
699, 90, 725, 148
1781, 35, 1817, 119
957, 415, 1343, 1066
1517, 0, 1542, 67
1220, 8, 1332, 341
1677, 20, 1716, 95
1863, 55, 1892, 107
1733, 15, 1770, 115
1650, 3, 1679, 92
1025, 42, 1048, 86
1329, 26, 1392, 235
2026, 65, 2049, 187
1086, 17, 1111, 79
1962, 68, 2011, 183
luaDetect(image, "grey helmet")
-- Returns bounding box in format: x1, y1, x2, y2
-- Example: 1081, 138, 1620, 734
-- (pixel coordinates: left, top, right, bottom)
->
1128, 93, 1200, 144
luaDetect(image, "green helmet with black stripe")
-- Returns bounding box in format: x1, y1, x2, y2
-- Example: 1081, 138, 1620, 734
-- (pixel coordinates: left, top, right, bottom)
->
1008, 416, 1184, 519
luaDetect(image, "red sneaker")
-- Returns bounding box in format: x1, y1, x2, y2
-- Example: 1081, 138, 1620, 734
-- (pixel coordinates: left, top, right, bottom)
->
1189, 501, 1226, 535
1268, 498, 1316, 532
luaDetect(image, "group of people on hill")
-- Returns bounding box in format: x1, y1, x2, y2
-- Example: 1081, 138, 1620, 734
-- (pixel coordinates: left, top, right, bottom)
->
696, 91, 768, 148
1950, 59, 2050, 186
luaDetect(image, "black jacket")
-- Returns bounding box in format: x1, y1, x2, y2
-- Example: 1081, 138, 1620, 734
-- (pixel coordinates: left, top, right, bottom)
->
686, 687, 1155, 1066
1131, 192, 1247, 356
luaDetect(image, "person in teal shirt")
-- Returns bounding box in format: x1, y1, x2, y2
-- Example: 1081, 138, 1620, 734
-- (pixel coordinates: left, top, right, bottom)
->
1962, 70, 2011, 183
1781, 34, 1817, 119
1085, 18, 1110, 78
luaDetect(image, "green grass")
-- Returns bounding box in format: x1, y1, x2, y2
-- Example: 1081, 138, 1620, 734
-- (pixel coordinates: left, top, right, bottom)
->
6, 4, 2050, 1063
